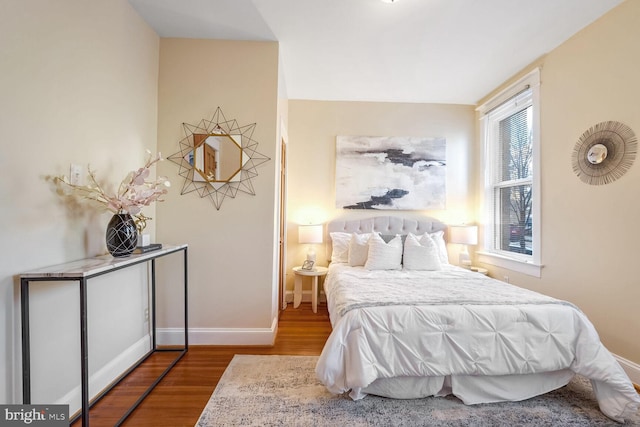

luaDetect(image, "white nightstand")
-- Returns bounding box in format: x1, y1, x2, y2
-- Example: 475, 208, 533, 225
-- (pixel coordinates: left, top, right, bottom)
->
293, 266, 328, 313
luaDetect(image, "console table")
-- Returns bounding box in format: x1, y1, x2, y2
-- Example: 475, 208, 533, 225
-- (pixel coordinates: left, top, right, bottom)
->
20, 244, 188, 426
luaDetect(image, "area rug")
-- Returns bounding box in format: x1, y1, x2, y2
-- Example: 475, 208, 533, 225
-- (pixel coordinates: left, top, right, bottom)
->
196, 355, 640, 426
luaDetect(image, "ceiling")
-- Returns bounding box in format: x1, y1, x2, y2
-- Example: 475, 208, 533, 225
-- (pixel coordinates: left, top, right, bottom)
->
128, 0, 623, 105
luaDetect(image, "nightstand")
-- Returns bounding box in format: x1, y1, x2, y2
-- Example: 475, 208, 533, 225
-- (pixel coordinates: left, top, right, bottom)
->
293, 266, 328, 313
470, 266, 489, 275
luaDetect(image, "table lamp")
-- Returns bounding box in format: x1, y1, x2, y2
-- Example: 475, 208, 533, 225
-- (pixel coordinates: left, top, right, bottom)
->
298, 224, 323, 262
449, 225, 478, 268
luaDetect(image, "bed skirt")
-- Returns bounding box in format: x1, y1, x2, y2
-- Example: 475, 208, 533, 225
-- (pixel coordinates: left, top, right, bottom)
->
360, 370, 575, 404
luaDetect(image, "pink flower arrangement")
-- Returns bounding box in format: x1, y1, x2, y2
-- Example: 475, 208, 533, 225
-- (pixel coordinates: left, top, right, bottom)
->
56, 151, 170, 217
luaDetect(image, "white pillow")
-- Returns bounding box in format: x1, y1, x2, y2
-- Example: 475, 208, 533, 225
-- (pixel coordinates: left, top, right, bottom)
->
403, 232, 443, 271
348, 233, 372, 266
429, 230, 449, 264
330, 232, 351, 263
365, 233, 403, 270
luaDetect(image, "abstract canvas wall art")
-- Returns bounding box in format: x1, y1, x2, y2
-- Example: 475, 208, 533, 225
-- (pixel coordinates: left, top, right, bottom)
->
335, 135, 446, 210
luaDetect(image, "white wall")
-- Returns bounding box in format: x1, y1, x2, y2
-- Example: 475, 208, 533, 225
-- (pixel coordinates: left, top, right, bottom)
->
0, 0, 159, 406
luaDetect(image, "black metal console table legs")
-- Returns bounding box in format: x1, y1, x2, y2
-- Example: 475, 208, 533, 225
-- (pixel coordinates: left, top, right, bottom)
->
20, 245, 188, 426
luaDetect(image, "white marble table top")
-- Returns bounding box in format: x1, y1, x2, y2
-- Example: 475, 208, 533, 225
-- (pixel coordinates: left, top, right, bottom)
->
19, 244, 187, 279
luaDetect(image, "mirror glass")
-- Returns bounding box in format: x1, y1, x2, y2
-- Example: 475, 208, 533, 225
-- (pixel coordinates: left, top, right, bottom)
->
185, 134, 246, 182
587, 143, 608, 165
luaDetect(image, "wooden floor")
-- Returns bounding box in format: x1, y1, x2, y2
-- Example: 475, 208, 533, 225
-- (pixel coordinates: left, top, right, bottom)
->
73, 303, 332, 426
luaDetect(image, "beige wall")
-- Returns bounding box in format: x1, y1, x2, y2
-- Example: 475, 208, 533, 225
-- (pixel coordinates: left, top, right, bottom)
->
286, 101, 476, 295
476, 0, 640, 364
0, 0, 159, 405
156, 39, 280, 341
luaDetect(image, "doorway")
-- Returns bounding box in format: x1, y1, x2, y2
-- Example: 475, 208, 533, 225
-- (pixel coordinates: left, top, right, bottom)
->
278, 138, 287, 312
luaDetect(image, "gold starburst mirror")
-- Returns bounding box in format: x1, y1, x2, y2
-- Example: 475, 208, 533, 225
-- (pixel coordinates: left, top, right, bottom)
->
571, 121, 637, 186
168, 107, 270, 209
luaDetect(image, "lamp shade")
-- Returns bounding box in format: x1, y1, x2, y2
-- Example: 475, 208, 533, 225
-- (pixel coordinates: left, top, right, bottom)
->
449, 225, 478, 245
298, 224, 323, 244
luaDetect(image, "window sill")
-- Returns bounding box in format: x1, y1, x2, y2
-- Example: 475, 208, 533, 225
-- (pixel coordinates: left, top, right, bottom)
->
476, 251, 542, 278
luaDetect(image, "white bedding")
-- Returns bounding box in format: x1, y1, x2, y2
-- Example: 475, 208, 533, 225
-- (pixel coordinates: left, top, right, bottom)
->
316, 263, 640, 422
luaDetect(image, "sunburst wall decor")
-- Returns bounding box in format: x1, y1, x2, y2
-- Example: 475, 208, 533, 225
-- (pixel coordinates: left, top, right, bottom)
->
571, 121, 637, 186
168, 107, 270, 210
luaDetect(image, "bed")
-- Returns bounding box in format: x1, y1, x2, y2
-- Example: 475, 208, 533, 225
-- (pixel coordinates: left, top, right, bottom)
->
315, 216, 640, 422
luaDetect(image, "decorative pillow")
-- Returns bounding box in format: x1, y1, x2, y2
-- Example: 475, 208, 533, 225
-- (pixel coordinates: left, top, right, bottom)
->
330, 232, 351, 263
403, 232, 443, 271
348, 233, 372, 266
428, 230, 449, 264
365, 233, 403, 270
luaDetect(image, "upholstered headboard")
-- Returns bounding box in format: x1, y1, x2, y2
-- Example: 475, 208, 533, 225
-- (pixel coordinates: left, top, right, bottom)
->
324, 216, 448, 264
327, 215, 446, 236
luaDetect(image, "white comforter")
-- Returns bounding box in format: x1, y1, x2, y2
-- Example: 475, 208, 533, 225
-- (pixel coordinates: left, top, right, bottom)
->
316, 263, 640, 422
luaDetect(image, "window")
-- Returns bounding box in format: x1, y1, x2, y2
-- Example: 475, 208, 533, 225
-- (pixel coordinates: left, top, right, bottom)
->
478, 69, 541, 276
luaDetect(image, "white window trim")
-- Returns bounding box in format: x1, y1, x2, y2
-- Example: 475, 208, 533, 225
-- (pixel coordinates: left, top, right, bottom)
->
477, 68, 542, 277
476, 251, 542, 278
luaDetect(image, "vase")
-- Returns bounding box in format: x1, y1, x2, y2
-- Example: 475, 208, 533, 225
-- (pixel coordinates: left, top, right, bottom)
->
106, 211, 138, 257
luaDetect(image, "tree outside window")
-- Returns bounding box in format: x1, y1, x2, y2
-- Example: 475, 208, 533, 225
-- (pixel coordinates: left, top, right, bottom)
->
497, 106, 532, 255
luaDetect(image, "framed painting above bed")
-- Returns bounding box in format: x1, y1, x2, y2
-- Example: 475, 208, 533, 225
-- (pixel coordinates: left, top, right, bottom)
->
335, 135, 446, 210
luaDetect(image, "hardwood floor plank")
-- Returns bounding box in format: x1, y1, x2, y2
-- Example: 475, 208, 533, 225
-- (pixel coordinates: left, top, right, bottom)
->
72, 303, 331, 426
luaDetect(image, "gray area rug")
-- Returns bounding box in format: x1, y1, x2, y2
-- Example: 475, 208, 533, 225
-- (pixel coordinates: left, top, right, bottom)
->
196, 355, 640, 426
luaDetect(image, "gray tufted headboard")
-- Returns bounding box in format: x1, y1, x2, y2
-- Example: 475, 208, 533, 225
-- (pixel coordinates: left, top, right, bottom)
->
327, 215, 447, 236
324, 216, 448, 263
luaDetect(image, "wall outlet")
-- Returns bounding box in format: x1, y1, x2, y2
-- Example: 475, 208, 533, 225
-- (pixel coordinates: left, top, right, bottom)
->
144, 308, 149, 321
69, 163, 82, 185
503, 275, 510, 283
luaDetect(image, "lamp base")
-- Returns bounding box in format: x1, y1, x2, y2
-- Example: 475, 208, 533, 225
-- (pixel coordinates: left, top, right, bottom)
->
459, 245, 471, 268
307, 249, 317, 263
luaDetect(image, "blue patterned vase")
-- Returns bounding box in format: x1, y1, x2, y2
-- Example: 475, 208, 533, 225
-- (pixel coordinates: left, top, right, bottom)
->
106, 211, 138, 257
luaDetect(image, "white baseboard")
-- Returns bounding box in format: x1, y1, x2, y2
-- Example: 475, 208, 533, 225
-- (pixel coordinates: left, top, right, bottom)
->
56, 334, 151, 415
157, 316, 278, 346
613, 353, 640, 387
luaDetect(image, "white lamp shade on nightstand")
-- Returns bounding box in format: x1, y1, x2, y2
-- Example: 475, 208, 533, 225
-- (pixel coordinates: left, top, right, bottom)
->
449, 225, 478, 268
298, 224, 323, 262
298, 225, 323, 244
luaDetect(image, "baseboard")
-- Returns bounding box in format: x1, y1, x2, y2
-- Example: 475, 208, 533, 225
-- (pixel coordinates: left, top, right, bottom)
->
613, 353, 640, 390
56, 334, 151, 415
157, 316, 278, 346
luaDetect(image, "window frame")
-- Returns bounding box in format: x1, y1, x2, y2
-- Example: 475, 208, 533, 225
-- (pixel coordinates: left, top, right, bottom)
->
476, 68, 542, 277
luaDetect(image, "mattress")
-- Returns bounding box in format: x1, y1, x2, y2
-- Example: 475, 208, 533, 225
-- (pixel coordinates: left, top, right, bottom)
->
315, 263, 640, 422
